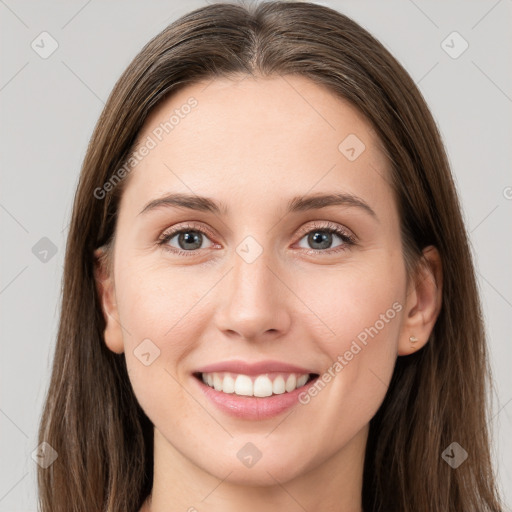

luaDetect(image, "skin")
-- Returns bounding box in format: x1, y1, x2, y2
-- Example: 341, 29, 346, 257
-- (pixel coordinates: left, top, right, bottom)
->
94, 75, 442, 512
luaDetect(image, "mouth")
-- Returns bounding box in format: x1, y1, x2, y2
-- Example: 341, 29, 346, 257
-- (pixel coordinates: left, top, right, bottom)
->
193, 371, 320, 398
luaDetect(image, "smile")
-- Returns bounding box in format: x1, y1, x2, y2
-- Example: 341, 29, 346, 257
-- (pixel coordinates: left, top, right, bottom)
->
195, 371, 317, 397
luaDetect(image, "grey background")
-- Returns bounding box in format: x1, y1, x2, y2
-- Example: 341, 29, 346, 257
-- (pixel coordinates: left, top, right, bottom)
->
1, 0, 511, 509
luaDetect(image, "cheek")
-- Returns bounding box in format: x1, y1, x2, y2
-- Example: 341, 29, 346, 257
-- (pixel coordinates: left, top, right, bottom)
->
115, 261, 212, 349
295, 262, 404, 428
112, 264, 208, 419
300, 258, 405, 352
113, 258, 247, 425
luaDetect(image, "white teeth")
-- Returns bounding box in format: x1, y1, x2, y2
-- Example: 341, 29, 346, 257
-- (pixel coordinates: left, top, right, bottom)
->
297, 374, 308, 387
222, 374, 235, 394
213, 373, 223, 391
285, 374, 296, 392
199, 371, 312, 397
253, 375, 273, 397
272, 375, 286, 395
234, 375, 253, 396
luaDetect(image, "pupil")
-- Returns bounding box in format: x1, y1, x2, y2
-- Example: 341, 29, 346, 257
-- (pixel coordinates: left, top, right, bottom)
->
180, 231, 201, 250
309, 231, 331, 250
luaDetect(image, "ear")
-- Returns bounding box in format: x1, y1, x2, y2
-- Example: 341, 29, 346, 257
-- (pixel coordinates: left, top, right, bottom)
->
398, 245, 443, 356
93, 246, 124, 354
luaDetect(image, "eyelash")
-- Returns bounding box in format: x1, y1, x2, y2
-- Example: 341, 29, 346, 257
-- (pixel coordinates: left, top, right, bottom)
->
157, 221, 357, 257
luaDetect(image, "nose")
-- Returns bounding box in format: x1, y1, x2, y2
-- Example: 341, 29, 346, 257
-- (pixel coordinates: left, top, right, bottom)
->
213, 248, 292, 343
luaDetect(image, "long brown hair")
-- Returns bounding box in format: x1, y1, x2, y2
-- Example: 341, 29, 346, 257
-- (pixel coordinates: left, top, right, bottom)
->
37, 1, 504, 510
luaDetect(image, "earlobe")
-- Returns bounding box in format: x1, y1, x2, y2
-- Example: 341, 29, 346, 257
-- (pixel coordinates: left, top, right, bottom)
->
398, 245, 443, 356
93, 246, 125, 354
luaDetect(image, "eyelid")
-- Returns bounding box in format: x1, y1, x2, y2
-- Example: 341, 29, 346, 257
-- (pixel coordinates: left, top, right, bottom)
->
295, 220, 357, 243
158, 221, 217, 243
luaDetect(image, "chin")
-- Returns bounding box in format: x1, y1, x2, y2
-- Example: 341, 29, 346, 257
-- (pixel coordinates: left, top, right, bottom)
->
200, 450, 312, 487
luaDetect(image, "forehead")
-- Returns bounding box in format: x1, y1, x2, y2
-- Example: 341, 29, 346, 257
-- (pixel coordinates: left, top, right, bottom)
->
120, 75, 392, 216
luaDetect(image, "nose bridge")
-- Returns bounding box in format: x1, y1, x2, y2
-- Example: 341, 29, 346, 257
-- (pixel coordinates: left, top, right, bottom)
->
232, 245, 276, 302
215, 238, 291, 340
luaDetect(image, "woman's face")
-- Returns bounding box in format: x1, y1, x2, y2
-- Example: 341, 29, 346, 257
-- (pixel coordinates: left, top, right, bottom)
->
96, 75, 415, 486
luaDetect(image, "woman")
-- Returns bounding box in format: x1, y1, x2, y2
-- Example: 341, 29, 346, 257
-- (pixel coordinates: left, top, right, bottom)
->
37, 1, 505, 511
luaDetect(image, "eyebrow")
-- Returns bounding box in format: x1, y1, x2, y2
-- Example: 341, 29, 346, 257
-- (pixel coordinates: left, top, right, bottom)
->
138, 192, 377, 219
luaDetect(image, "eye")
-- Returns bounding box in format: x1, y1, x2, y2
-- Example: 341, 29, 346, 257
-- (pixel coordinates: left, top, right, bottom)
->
157, 223, 216, 256
295, 221, 356, 255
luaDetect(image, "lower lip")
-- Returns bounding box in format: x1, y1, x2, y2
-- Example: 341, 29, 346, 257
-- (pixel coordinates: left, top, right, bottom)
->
193, 375, 318, 420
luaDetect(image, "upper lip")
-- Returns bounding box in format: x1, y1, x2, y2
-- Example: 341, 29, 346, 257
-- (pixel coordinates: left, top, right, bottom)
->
194, 359, 317, 376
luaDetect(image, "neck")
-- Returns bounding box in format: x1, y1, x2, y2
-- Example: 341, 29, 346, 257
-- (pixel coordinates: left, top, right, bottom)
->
141, 425, 367, 512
